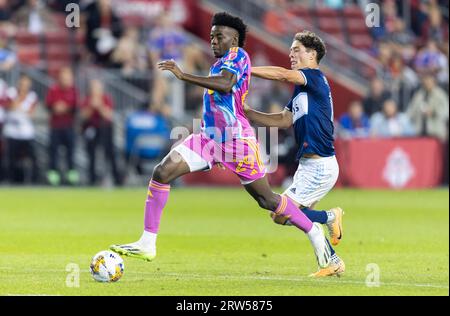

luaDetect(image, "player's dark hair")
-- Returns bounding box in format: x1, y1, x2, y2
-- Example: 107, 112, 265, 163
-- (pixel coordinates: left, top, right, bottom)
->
294, 31, 326, 64
212, 12, 247, 47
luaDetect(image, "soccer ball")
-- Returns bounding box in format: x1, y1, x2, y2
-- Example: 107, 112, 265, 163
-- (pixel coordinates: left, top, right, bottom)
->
90, 250, 124, 282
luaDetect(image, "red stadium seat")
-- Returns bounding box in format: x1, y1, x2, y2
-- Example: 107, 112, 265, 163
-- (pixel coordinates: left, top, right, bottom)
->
314, 6, 339, 17
343, 5, 364, 18
346, 18, 369, 34
349, 33, 373, 50
291, 6, 315, 27
329, 32, 346, 42
15, 30, 40, 45
45, 31, 69, 45
46, 45, 72, 62
17, 46, 42, 66
52, 13, 68, 28
318, 17, 343, 33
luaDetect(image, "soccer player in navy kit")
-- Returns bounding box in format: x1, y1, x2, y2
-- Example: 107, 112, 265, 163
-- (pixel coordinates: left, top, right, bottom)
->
244, 31, 345, 277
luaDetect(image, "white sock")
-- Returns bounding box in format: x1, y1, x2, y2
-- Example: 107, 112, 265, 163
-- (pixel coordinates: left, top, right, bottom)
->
138, 231, 157, 251
326, 211, 335, 223
306, 223, 322, 246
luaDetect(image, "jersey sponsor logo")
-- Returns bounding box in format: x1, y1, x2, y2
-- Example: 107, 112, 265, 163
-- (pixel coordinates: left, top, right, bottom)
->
292, 92, 308, 123
226, 51, 237, 61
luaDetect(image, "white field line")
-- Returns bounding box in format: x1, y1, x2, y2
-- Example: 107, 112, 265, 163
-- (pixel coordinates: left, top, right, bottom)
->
0, 267, 448, 290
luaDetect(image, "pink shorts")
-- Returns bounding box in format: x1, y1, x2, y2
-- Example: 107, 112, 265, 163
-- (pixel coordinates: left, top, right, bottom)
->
173, 133, 266, 185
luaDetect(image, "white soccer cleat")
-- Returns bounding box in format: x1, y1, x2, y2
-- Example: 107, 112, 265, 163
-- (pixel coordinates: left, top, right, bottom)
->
110, 242, 156, 262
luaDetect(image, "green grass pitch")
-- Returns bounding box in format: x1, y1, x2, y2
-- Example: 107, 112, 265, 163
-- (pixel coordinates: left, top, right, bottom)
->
0, 187, 448, 296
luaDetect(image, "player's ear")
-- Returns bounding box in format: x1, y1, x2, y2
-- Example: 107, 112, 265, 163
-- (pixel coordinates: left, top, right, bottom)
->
233, 34, 239, 47
310, 50, 317, 62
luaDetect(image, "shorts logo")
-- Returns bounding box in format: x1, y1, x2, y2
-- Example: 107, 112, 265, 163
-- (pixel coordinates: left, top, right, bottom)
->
290, 187, 296, 194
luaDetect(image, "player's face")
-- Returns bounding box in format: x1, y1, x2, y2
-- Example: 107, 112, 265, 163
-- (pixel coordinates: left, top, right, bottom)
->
210, 26, 238, 58
289, 40, 315, 69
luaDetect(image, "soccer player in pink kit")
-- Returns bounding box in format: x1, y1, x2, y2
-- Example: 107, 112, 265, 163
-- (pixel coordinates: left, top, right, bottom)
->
110, 12, 332, 270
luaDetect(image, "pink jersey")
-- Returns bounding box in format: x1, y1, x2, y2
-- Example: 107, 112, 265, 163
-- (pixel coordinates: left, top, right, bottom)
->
202, 47, 254, 142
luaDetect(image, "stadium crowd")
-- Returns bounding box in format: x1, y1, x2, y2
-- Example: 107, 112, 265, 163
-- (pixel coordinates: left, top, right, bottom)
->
0, 0, 448, 186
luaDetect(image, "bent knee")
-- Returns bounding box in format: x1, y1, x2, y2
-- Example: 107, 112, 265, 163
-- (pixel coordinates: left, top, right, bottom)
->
152, 164, 172, 183
255, 195, 279, 211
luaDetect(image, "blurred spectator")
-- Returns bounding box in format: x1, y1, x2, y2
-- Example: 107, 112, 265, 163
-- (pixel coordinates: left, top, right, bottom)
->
363, 77, 392, 116
84, 0, 123, 66
148, 13, 188, 65
375, 40, 394, 83
247, 51, 272, 110
414, 40, 449, 87
81, 79, 122, 186
13, 0, 56, 34
371, 0, 398, 40
370, 99, 416, 138
265, 101, 297, 179
45, 67, 79, 186
407, 74, 449, 142
337, 100, 370, 138
0, 0, 17, 37
0, 36, 16, 72
111, 26, 147, 76
260, 81, 291, 113
0, 0, 10, 21
0, 78, 7, 182
2, 74, 39, 183
420, 3, 449, 44
389, 17, 416, 46
148, 12, 196, 117
388, 18, 417, 63
389, 54, 419, 111
147, 101, 172, 120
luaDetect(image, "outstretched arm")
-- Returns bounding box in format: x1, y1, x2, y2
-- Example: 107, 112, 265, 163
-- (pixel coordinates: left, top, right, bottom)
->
157, 60, 236, 94
252, 66, 305, 86
244, 103, 292, 129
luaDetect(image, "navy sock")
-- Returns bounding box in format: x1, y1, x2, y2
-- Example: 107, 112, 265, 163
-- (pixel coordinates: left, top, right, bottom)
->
300, 207, 328, 224
325, 238, 335, 256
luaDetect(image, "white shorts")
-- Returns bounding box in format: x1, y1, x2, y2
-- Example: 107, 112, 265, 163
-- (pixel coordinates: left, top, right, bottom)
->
283, 155, 339, 208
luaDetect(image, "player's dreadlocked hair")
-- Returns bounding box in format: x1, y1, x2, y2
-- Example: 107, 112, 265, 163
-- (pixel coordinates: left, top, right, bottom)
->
212, 12, 248, 47
294, 31, 327, 64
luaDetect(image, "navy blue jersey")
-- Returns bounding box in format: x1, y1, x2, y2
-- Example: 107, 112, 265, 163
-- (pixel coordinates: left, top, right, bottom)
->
285, 68, 335, 160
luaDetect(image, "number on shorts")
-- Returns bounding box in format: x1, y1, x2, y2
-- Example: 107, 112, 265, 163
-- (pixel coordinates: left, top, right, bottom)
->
236, 155, 255, 173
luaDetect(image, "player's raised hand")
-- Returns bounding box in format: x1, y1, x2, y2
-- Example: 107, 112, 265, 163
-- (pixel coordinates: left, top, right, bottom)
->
157, 60, 184, 80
